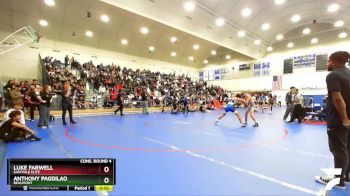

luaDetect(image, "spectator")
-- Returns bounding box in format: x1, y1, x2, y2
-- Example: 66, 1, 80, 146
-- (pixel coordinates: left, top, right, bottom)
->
27, 84, 41, 121
309, 96, 314, 108
64, 55, 69, 68
10, 85, 23, 107
38, 85, 52, 129
0, 110, 41, 143
283, 87, 295, 122
288, 88, 303, 123
1, 102, 25, 126
141, 89, 149, 114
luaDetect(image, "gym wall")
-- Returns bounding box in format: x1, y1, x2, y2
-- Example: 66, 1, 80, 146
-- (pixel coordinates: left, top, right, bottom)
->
204, 40, 350, 91
0, 32, 199, 84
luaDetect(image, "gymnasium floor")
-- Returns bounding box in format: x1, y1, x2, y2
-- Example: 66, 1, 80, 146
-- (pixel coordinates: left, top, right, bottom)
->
0, 107, 348, 196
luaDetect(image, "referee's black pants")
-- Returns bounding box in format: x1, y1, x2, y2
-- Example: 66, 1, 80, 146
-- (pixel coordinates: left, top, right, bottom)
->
62, 103, 73, 123
114, 104, 123, 115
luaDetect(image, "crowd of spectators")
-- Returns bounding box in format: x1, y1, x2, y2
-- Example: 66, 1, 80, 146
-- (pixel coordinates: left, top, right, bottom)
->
44, 56, 87, 109
42, 55, 228, 111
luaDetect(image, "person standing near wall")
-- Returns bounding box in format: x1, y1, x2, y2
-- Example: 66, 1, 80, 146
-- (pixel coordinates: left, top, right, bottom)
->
10, 85, 23, 107
288, 88, 303, 123
38, 85, 52, 129
141, 88, 149, 115
309, 96, 314, 108
27, 84, 40, 121
114, 90, 124, 116
315, 51, 350, 189
283, 86, 295, 122
62, 81, 77, 125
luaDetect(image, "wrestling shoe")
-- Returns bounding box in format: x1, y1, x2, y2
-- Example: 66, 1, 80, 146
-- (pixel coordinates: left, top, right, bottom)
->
28, 135, 42, 142
241, 123, 247, 128
13, 138, 25, 142
315, 176, 346, 189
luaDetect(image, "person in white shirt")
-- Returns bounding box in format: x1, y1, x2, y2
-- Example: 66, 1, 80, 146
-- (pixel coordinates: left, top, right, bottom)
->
288, 88, 303, 123
1, 102, 25, 126
99, 85, 106, 96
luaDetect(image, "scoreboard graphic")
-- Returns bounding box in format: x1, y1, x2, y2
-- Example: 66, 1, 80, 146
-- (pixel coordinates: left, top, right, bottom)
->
7, 158, 116, 191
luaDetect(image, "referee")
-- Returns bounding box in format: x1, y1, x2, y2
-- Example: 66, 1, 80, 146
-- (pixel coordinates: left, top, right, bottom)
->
315, 51, 350, 189
62, 81, 77, 125
114, 90, 124, 116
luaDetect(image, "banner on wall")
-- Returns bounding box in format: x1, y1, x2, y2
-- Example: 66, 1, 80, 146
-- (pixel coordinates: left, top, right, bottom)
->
261, 62, 270, 76
272, 75, 282, 90
253, 62, 270, 76
253, 63, 261, 76
199, 68, 230, 81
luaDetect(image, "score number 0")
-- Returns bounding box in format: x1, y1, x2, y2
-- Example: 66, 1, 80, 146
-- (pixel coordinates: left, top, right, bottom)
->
103, 166, 110, 184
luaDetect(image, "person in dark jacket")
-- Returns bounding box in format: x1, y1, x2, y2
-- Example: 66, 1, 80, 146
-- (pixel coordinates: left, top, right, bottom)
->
62, 82, 76, 125
141, 89, 149, 115
27, 84, 41, 121
38, 85, 52, 128
283, 86, 295, 122
114, 90, 124, 116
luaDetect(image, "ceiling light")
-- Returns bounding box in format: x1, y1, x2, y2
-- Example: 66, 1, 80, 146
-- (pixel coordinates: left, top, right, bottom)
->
237, 31, 245, 37
203, 60, 208, 64
140, 27, 149, 34
287, 42, 294, 48
215, 18, 225, 26
225, 55, 231, 60
188, 56, 194, 61
311, 38, 318, 44
121, 39, 128, 45
44, 0, 55, 6
184, 1, 195, 12
302, 28, 311, 34
291, 15, 301, 23
254, 39, 261, 45
211, 50, 217, 55
100, 15, 109, 22
85, 31, 93, 37
39, 19, 48, 27
170, 36, 177, 43
261, 23, 270, 30
267, 46, 273, 51
241, 8, 251, 17
275, 0, 286, 5
334, 20, 344, 27
193, 44, 199, 50
339, 32, 348, 38
276, 34, 284, 40
149, 46, 155, 52
171, 52, 176, 57
328, 3, 340, 12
